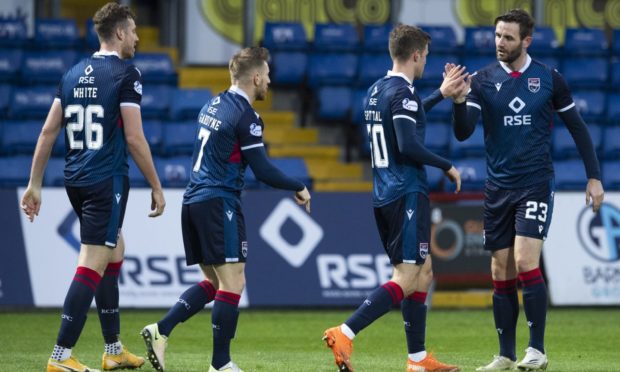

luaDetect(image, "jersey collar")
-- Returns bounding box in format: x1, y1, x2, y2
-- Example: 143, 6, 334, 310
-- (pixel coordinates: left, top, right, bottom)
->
229, 85, 251, 104
386, 70, 413, 86
93, 50, 120, 58
499, 54, 532, 74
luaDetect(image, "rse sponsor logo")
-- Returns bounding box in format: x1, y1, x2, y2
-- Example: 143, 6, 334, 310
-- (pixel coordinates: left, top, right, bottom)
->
317, 254, 391, 289
119, 255, 202, 286
503, 115, 531, 126
369, 97, 378, 106
78, 76, 95, 84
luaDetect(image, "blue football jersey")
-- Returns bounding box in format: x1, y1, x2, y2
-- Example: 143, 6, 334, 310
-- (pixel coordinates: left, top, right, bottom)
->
365, 72, 429, 207
467, 55, 574, 188
183, 87, 264, 204
56, 51, 142, 186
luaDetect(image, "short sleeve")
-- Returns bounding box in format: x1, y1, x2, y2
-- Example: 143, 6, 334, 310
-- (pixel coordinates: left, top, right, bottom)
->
120, 65, 142, 107
551, 69, 574, 112
390, 84, 422, 125
237, 108, 265, 150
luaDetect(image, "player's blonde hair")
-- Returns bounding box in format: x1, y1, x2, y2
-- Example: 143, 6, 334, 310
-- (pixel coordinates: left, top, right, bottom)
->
229, 47, 270, 84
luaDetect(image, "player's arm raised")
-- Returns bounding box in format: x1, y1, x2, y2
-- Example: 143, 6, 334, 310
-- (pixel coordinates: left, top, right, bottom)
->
21, 99, 64, 222
122, 105, 165, 217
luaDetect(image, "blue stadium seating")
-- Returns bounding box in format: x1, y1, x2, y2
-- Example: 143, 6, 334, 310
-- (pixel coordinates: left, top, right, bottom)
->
537, 56, 559, 70
169, 88, 212, 121
418, 25, 458, 54
603, 127, 620, 159
357, 53, 391, 86
606, 93, 620, 123
10, 86, 56, 119
0, 84, 10, 117
453, 157, 486, 191
0, 49, 22, 82
162, 121, 196, 156
1, 121, 41, 155
21, 51, 77, 85
554, 160, 587, 190
43, 157, 65, 187
562, 57, 607, 89
131, 53, 177, 85
307, 53, 357, 87
271, 52, 307, 85
420, 88, 452, 121
314, 23, 359, 52
462, 55, 496, 74
156, 156, 191, 188
529, 26, 559, 55
418, 54, 460, 88
245, 157, 311, 190
34, 19, 79, 49
363, 24, 393, 52
263, 22, 308, 51
425, 165, 445, 192
0, 18, 28, 47
141, 85, 171, 119
611, 60, 620, 87
315, 86, 352, 121
127, 156, 151, 187
552, 124, 603, 159
350, 88, 368, 124
142, 120, 163, 155
425, 122, 451, 157
464, 26, 496, 54
0, 156, 32, 186
564, 28, 608, 56
602, 161, 620, 190
450, 124, 485, 158
572, 90, 606, 121
85, 19, 99, 51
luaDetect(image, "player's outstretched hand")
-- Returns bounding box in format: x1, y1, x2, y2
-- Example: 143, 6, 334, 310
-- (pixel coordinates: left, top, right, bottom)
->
444, 166, 461, 194
149, 188, 166, 217
440, 64, 469, 99
586, 178, 604, 213
295, 186, 311, 213
21, 186, 41, 222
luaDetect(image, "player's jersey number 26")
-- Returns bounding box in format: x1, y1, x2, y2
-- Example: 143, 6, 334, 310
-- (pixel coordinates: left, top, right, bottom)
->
65, 104, 104, 150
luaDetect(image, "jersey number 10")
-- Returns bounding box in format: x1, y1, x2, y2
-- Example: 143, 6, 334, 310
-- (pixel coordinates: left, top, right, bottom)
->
65, 104, 104, 150
367, 124, 389, 168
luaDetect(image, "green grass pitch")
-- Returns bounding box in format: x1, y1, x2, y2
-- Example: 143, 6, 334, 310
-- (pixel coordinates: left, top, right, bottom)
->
0, 308, 618, 371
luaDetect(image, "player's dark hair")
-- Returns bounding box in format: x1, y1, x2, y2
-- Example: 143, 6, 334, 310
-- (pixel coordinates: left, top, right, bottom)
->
229, 47, 270, 83
389, 24, 431, 63
494, 9, 534, 40
93, 2, 136, 42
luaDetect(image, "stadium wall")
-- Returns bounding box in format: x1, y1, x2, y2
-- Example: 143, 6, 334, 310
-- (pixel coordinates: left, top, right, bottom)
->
1, 188, 619, 307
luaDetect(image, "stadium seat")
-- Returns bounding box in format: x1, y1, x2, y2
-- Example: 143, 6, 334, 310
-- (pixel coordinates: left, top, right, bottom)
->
453, 157, 486, 191
246, 157, 311, 190
417, 25, 458, 54
43, 157, 65, 187
363, 24, 393, 52
610, 60, 620, 88
562, 57, 607, 89
450, 124, 485, 158
315, 86, 352, 121
21, 51, 78, 85
34, 19, 79, 49
613, 29, 620, 56
0, 84, 11, 117
271, 52, 307, 86
529, 26, 559, 55
142, 120, 163, 155
263, 22, 308, 51
425, 122, 451, 157
314, 23, 359, 52
162, 121, 196, 156
357, 53, 391, 86
131, 53, 177, 85
462, 55, 496, 74
564, 28, 608, 56
602, 127, 620, 160
606, 93, 620, 123
464, 27, 496, 54
1, 121, 41, 155
141, 85, 171, 119
0, 156, 32, 187
554, 160, 587, 190
537, 56, 559, 70
0, 18, 28, 47
9, 86, 56, 119
420, 88, 452, 121
85, 19, 99, 51
307, 53, 358, 87
425, 165, 445, 192
0, 49, 22, 82
169, 88, 212, 121
418, 54, 460, 88
350, 88, 368, 124
156, 156, 191, 188
602, 161, 620, 190
571, 90, 606, 121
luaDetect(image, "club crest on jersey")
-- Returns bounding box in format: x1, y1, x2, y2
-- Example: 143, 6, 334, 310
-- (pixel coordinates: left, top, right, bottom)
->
133, 81, 142, 95
402, 98, 418, 112
528, 78, 540, 93
249, 123, 262, 137
419, 242, 429, 259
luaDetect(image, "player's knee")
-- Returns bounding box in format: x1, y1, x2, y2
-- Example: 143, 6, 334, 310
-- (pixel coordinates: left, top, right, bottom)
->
515, 257, 538, 274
